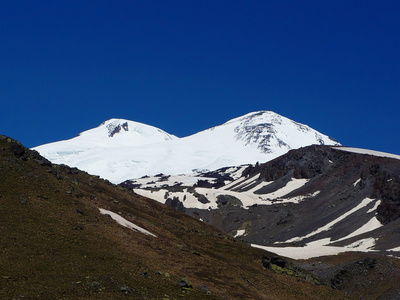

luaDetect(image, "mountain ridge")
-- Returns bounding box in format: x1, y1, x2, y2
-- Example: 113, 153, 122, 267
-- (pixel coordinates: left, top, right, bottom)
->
33, 111, 340, 183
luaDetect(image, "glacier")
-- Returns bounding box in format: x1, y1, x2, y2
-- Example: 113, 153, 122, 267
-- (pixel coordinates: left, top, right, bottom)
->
33, 111, 340, 183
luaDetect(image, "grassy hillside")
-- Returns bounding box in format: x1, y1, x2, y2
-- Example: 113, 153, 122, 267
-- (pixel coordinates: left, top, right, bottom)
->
0, 136, 346, 299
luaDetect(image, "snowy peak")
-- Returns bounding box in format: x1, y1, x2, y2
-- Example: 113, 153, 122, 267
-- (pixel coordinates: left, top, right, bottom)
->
193, 111, 339, 154
76, 118, 178, 147
231, 111, 339, 152
104, 119, 130, 137
223, 110, 282, 125
33, 111, 341, 183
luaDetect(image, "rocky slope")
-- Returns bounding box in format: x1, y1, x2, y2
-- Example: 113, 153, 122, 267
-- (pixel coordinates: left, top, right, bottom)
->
33, 111, 339, 183
129, 145, 400, 261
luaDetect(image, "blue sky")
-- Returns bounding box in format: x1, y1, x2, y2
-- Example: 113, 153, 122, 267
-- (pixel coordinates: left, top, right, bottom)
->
1, 1, 399, 154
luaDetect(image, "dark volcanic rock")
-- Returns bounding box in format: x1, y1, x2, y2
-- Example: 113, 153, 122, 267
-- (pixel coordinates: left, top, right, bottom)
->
119, 180, 143, 189
165, 197, 186, 212
216, 194, 243, 208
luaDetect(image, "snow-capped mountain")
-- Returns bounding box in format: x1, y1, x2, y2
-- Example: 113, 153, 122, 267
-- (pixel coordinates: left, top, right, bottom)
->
44, 118, 178, 148
33, 111, 339, 183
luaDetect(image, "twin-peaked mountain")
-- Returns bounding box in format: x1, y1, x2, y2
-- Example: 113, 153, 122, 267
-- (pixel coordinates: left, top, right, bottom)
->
33, 111, 339, 183
11, 109, 400, 298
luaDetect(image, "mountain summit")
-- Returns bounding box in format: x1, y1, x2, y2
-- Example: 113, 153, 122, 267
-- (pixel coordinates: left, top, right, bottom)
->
53, 118, 178, 148
188, 111, 338, 154
33, 111, 340, 183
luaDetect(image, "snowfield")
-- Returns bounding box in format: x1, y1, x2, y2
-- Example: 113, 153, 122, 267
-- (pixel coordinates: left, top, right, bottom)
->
133, 178, 315, 210
33, 111, 339, 183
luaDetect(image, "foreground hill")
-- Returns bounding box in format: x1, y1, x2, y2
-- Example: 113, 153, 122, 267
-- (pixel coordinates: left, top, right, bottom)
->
0, 135, 345, 299
33, 111, 339, 183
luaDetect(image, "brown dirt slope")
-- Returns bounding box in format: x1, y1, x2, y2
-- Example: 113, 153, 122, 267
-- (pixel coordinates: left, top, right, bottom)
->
0, 135, 345, 299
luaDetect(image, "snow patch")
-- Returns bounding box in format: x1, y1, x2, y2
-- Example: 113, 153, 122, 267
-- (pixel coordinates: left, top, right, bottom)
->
99, 208, 157, 238
282, 198, 376, 243
367, 200, 381, 214
335, 216, 382, 242
261, 178, 309, 200
252, 237, 377, 260
247, 180, 273, 193
135, 178, 317, 210
353, 178, 361, 186
234, 229, 246, 238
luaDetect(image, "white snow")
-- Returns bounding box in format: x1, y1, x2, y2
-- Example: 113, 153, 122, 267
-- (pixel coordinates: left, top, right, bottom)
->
367, 200, 381, 214
388, 246, 400, 252
252, 237, 377, 260
246, 180, 274, 193
220, 165, 249, 180
222, 175, 254, 190
353, 178, 361, 186
261, 179, 309, 199
235, 178, 259, 191
135, 178, 314, 209
99, 208, 157, 238
335, 216, 382, 242
234, 229, 246, 238
336, 147, 400, 160
33, 111, 339, 184
283, 198, 376, 243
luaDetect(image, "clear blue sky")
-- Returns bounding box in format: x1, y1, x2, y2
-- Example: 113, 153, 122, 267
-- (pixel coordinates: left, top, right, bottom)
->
1, 1, 399, 154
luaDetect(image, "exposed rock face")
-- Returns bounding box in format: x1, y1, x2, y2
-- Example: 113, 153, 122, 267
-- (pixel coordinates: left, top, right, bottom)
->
107, 121, 130, 137
165, 197, 185, 212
